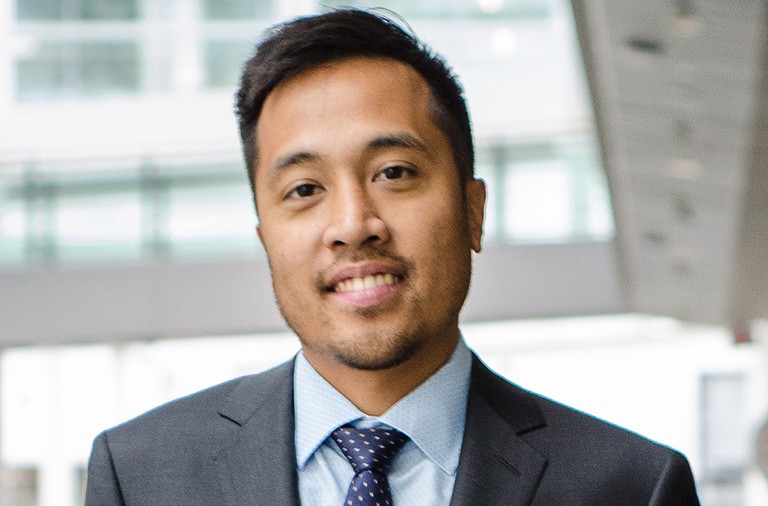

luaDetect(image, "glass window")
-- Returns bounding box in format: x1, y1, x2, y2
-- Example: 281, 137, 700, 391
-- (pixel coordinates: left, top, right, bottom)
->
167, 183, 259, 256
585, 171, 614, 240
556, 138, 614, 240
0, 175, 27, 266
320, 0, 552, 19
16, 0, 138, 20
16, 41, 140, 101
504, 160, 572, 242
470, 141, 612, 245
201, 0, 273, 20
55, 190, 143, 262
203, 39, 255, 89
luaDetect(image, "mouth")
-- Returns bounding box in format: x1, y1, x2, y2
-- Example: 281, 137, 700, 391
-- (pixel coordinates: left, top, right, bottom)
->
324, 262, 406, 308
332, 273, 401, 293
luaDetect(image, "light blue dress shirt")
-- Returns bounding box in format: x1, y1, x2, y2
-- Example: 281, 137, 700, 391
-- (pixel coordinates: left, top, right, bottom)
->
294, 339, 472, 506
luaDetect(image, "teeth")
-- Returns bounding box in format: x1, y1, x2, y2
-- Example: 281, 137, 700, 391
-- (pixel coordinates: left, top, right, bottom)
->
335, 273, 397, 292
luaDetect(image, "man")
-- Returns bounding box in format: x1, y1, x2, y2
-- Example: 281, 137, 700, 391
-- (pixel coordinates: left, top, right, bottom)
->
85, 9, 700, 505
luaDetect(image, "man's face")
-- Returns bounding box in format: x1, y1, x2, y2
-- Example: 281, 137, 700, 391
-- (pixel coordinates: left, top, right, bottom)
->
254, 57, 485, 372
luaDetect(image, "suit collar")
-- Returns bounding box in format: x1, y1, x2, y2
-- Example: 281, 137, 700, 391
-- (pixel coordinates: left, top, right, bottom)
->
214, 360, 301, 506
450, 355, 549, 506
208, 354, 550, 506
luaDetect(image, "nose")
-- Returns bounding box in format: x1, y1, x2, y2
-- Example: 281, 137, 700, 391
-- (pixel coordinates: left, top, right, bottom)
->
322, 184, 389, 249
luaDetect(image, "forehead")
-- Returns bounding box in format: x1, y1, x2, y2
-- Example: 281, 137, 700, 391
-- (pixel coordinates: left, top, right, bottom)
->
254, 57, 448, 173
259, 57, 436, 132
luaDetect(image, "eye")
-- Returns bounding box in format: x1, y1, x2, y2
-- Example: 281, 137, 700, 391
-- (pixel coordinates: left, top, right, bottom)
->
287, 183, 322, 199
375, 165, 415, 181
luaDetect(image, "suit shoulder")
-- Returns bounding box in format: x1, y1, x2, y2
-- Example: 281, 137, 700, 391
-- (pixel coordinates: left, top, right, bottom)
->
86, 360, 296, 504
528, 393, 699, 503
470, 357, 699, 503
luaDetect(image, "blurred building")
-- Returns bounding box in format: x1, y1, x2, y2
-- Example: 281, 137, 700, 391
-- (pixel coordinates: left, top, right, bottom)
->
0, 1, 766, 505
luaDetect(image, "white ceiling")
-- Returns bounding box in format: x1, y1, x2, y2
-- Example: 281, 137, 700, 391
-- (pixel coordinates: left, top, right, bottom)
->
571, 0, 768, 333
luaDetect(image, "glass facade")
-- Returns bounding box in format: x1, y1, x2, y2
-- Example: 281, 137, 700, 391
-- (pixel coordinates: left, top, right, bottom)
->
15, 41, 140, 100
200, 0, 274, 20
0, 137, 610, 267
0, 0, 612, 268
16, 0, 138, 21
202, 39, 255, 89
0, 160, 263, 266
321, 0, 552, 19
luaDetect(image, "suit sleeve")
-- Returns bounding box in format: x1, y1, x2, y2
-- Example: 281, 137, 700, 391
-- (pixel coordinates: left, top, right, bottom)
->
85, 432, 126, 506
649, 450, 700, 505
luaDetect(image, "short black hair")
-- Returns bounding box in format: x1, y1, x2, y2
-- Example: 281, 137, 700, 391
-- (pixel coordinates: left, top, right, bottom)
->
235, 8, 474, 199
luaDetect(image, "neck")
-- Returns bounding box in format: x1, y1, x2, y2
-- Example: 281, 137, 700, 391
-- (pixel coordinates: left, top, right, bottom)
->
304, 333, 460, 416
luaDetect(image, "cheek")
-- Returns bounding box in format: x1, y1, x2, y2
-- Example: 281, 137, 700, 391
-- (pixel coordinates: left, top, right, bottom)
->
268, 244, 318, 321
415, 191, 469, 241
262, 230, 309, 283
394, 197, 470, 264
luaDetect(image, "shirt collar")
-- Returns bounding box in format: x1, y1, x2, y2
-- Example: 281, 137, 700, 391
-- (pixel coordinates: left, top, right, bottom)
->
294, 338, 472, 476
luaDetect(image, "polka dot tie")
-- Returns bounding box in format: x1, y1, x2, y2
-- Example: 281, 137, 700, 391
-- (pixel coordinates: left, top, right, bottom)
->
331, 425, 409, 506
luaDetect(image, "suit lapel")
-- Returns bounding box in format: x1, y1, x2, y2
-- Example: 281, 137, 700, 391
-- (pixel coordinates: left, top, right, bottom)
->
450, 356, 549, 506
213, 361, 301, 506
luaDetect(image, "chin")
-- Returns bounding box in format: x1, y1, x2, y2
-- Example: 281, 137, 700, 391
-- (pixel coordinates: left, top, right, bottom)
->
324, 326, 427, 371
333, 347, 416, 371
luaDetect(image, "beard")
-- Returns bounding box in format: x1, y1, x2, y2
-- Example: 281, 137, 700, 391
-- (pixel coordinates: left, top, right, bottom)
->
334, 340, 421, 370
277, 286, 430, 371
307, 304, 428, 371
270, 247, 434, 371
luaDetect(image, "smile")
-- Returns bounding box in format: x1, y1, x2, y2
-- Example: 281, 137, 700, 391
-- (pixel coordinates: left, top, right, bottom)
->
333, 273, 399, 293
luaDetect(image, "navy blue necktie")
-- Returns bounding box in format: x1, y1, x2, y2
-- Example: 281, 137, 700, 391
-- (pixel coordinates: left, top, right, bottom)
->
332, 425, 409, 506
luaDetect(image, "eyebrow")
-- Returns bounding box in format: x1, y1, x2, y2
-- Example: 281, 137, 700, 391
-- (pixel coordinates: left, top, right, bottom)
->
267, 132, 432, 185
273, 151, 321, 172
367, 133, 430, 156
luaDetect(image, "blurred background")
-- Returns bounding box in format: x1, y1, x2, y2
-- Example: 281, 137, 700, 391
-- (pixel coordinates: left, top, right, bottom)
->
0, 0, 767, 504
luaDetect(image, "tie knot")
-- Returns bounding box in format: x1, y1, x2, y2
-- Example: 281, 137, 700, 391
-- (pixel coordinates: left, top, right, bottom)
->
332, 425, 409, 475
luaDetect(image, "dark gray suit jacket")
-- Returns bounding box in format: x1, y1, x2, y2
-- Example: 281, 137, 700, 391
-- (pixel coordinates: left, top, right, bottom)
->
85, 355, 700, 505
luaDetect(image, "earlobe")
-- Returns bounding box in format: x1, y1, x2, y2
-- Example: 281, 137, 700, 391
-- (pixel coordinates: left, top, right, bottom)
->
466, 178, 486, 253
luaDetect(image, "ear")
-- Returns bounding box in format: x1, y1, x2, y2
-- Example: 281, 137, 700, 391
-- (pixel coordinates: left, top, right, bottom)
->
465, 178, 486, 253
256, 223, 264, 246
